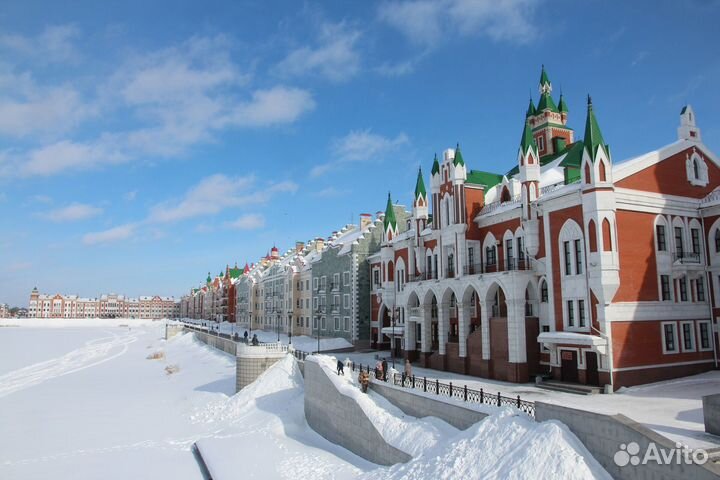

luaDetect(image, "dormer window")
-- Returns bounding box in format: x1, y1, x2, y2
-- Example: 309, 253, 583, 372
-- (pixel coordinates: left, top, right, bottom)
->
687, 152, 709, 187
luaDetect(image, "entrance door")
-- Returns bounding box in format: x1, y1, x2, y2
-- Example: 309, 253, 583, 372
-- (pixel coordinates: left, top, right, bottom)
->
560, 350, 578, 383
585, 351, 599, 386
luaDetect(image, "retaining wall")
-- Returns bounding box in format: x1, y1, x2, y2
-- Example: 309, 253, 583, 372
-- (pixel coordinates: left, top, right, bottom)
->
703, 394, 720, 436
304, 359, 412, 466
369, 381, 488, 430
535, 402, 720, 480
188, 329, 237, 355
165, 323, 184, 340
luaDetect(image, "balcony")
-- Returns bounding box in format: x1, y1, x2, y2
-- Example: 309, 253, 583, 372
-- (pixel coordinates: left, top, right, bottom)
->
463, 262, 483, 276
408, 270, 437, 283
674, 252, 701, 264
445, 267, 455, 279
330, 304, 340, 314
330, 282, 339, 292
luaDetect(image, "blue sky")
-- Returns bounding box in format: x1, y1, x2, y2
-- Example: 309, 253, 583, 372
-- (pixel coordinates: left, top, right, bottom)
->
1, 0, 719, 306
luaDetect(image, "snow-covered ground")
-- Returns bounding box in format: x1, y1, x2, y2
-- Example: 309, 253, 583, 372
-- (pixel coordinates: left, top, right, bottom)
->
1, 321, 609, 479
343, 350, 720, 449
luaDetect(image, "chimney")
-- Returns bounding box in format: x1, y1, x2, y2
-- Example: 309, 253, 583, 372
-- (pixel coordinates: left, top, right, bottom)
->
315, 237, 325, 252
376, 211, 384, 221
360, 213, 372, 230
295, 241, 305, 253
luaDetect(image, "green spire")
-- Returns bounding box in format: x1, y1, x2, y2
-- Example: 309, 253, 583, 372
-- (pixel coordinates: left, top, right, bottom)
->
453, 143, 465, 167
520, 119, 538, 157
383, 192, 397, 231
537, 92, 559, 113
206, 272, 211, 284
539, 64, 551, 94
414, 167, 427, 199
583, 95, 607, 162
526, 97, 536, 117
431, 153, 440, 175
558, 94, 568, 113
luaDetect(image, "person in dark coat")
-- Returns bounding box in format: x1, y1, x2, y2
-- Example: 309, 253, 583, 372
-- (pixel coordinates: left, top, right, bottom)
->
381, 359, 388, 381
251, 334, 259, 346
336, 359, 344, 376
243, 330, 249, 343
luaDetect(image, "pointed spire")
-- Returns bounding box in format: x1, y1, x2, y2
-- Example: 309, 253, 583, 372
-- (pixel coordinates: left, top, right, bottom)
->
206, 272, 212, 284
526, 97, 536, 117
539, 64, 552, 94
414, 167, 427, 200
431, 153, 440, 175
383, 192, 397, 232
453, 143, 465, 167
558, 94, 568, 113
583, 95, 607, 162
520, 119, 538, 157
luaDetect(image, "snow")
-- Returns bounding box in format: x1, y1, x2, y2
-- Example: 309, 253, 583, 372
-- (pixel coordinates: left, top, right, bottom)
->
1, 323, 609, 479
345, 350, 720, 449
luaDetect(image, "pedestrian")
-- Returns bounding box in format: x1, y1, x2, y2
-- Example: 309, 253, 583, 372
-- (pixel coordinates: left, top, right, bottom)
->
358, 371, 369, 393
243, 330, 249, 344
375, 361, 383, 380
336, 359, 344, 376
251, 334, 259, 346
381, 358, 388, 381
404, 359, 413, 385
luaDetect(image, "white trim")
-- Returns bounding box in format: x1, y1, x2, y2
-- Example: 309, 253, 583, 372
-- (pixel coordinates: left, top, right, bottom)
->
679, 320, 696, 352
661, 321, 679, 354
613, 140, 720, 181
613, 359, 714, 372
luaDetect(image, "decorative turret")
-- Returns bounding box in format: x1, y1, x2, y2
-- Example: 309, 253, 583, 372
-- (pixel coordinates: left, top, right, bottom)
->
243, 262, 250, 274
383, 192, 398, 242
526, 97, 536, 117
270, 245, 279, 259
678, 105, 701, 142
583, 95, 609, 164
414, 167, 427, 204
519, 119, 539, 163
206, 272, 212, 284
453, 143, 465, 167
527, 65, 573, 158
413, 167, 428, 232
558, 94, 568, 113
539, 65, 551, 94
518, 119, 541, 225
431, 153, 440, 176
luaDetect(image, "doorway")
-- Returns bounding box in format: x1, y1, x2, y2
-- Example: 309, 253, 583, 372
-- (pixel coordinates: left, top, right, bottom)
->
560, 350, 578, 383
585, 351, 599, 386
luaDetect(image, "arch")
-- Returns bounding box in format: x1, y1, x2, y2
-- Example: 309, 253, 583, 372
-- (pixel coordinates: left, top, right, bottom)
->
539, 278, 549, 303
602, 218, 613, 252
588, 219, 598, 252
599, 160, 607, 182
559, 219, 584, 276
584, 162, 592, 184
525, 280, 539, 317
485, 281, 508, 318
406, 290, 420, 308
387, 260, 394, 282
501, 186, 511, 202
715, 228, 720, 253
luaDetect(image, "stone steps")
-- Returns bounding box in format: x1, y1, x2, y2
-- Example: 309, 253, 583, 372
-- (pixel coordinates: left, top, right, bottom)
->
537, 380, 601, 395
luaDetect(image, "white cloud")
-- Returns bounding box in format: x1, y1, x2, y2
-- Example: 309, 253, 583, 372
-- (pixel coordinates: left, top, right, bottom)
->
311, 130, 409, 177
276, 23, 361, 82
312, 186, 346, 198
378, 0, 541, 47
226, 86, 316, 127
41, 202, 103, 222
82, 223, 136, 245
123, 190, 137, 201
148, 174, 298, 223
225, 213, 265, 230
375, 59, 417, 77
0, 24, 81, 63
20, 138, 127, 176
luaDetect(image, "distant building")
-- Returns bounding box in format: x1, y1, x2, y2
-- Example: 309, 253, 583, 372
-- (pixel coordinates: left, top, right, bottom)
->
0, 303, 9, 318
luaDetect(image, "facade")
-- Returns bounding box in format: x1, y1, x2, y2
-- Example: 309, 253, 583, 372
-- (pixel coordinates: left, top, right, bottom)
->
0, 303, 9, 318
370, 67, 720, 390
28, 287, 179, 319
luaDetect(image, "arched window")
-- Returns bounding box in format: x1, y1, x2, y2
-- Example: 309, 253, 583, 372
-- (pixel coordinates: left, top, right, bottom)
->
602, 218, 613, 252
715, 229, 720, 253
584, 162, 591, 184
588, 220, 598, 252
694, 158, 700, 179
540, 280, 548, 303
501, 187, 511, 202
599, 161, 607, 182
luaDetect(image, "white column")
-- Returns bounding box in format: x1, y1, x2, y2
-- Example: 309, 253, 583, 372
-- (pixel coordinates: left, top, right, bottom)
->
480, 300, 490, 360
406, 318, 416, 351
438, 304, 447, 355
420, 307, 431, 353
458, 304, 469, 357
506, 298, 527, 364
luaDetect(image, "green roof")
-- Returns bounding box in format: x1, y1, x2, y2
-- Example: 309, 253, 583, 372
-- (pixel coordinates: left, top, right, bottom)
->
466, 170, 504, 190
206, 272, 211, 284
383, 192, 397, 231
520, 119, 538, 157
539, 65, 551, 92
414, 167, 427, 199
228, 266, 242, 279
431, 153, 440, 175
506, 140, 584, 177
537, 92, 559, 113
453, 143, 465, 167
583, 96, 607, 162
526, 97, 536, 117
558, 94, 568, 113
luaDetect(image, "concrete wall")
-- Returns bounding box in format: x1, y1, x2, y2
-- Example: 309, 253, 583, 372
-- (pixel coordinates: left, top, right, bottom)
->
304, 360, 412, 466
236, 355, 283, 392
165, 323, 184, 340
190, 330, 237, 355
703, 394, 720, 436
369, 381, 488, 430
535, 402, 720, 480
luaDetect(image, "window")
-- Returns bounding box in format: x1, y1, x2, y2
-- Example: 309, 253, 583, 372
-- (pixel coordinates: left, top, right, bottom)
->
679, 277, 688, 301
313, 297, 318, 310
306, 280, 310, 290
321, 317, 326, 329
505, 239, 514, 269
697, 277, 706, 302
537, 135, 544, 151
578, 300, 586, 328
344, 317, 350, 331
660, 275, 671, 301
674, 227, 684, 257
313, 317, 318, 329
373, 269, 380, 287
468, 247, 475, 268
698, 322, 712, 350
563, 241, 572, 275
656, 225, 667, 251
486, 246, 496, 266
320, 276, 327, 291
333, 273, 340, 290
313, 278, 318, 291
343, 271, 351, 286
715, 229, 720, 253
691, 228, 700, 255
334, 317, 340, 330
574, 239, 583, 274
541, 325, 550, 351
343, 294, 350, 309
663, 323, 678, 353
540, 280, 548, 303
517, 237, 525, 263
567, 300, 575, 327
681, 322, 696, 352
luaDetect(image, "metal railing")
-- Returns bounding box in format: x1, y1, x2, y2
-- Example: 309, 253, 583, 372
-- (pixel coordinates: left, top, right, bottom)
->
673, 252, 701, 264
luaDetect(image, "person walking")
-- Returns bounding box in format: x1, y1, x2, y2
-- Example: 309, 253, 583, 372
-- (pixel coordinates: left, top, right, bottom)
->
358, 370, 369, 393
381, 358, 388, 381
404, 359, 413, 386
251, 333, 259, 346
375, 361, 382, 380
336, 359, 345, 376
243, 330, 249, 344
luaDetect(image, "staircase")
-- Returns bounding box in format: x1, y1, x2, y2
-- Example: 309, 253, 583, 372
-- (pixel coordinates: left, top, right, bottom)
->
538, 379, 601, 395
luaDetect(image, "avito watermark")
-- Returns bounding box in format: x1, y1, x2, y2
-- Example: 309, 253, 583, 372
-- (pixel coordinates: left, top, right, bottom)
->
614, 441, 708, 467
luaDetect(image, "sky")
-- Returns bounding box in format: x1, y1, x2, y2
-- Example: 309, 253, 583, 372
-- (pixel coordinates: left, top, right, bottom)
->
1, 0, 719, 307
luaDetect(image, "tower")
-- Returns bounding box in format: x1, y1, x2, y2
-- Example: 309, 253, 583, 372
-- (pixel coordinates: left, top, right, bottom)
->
413, 167, 428, 233
430, 154, 441, 229
518, 119, 541, 258
383, 192, 398, 242
527, 66, 574, 157
678, 105, 701, 142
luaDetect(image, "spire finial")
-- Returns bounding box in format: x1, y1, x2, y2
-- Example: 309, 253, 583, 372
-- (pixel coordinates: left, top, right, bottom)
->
587, 94, 592, 106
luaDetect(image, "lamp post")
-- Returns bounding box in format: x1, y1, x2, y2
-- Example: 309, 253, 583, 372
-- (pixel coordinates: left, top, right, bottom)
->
316, 313, 320, 354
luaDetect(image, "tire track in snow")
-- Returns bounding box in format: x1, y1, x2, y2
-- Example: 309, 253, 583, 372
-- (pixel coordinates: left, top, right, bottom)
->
0, 329, 139, 398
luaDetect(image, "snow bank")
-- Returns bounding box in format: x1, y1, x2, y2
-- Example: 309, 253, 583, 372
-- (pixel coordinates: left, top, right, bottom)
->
0, 317, 161, 328
360, 409, 610, 480
309, 355, 458, 456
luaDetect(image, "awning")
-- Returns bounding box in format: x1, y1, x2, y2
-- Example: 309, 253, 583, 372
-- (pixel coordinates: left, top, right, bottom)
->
381, 326, 405, 336
537, 331, 608, 354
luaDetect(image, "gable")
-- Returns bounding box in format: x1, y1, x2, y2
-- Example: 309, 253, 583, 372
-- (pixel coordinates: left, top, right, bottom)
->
615, 145, 720, 198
